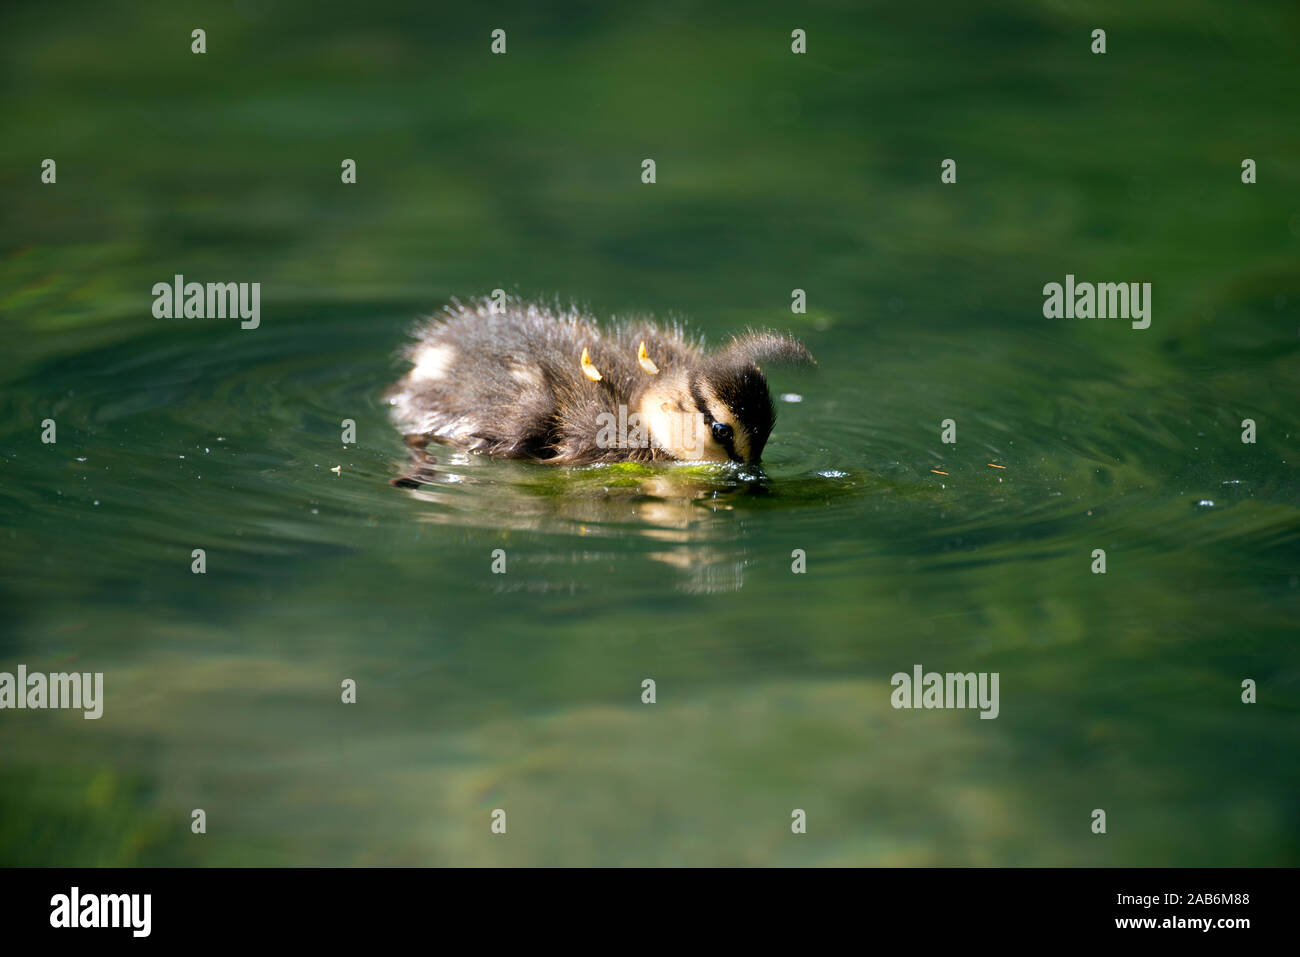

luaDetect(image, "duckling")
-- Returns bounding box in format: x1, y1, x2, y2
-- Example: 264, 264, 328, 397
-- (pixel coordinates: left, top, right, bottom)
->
386, 297, 814, 468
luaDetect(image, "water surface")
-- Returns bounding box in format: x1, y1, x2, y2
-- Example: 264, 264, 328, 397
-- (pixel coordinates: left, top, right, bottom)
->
1, 1, 1298, 865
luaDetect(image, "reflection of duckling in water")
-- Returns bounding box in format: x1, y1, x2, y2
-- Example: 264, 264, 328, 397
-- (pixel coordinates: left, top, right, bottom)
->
387, 298, 815, 471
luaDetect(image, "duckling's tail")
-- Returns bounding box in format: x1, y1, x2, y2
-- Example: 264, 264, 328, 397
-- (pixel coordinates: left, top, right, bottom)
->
718, 330, 817, 369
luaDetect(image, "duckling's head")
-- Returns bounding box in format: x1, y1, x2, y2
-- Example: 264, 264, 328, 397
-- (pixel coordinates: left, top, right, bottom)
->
638, 332, 815, 465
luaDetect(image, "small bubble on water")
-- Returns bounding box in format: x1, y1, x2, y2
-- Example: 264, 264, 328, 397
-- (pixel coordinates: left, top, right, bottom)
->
76, 457, 87, 462
779, 393, 803, 403
1196, 499, 1215, 508
818, 469, 848, 478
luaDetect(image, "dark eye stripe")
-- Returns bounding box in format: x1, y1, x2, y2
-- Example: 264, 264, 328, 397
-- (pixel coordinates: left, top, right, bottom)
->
689, 373, 742, 463
687, 374, 712, 425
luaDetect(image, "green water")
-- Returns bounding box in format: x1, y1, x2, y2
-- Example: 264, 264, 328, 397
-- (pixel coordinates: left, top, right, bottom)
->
1, 1, 1298, 866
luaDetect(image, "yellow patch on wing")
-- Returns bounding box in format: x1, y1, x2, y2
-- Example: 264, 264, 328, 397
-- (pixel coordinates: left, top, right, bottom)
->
637, 341, 659, 374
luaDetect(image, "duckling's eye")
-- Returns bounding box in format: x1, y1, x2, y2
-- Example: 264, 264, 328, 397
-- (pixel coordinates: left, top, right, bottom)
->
711, 422, 734, 443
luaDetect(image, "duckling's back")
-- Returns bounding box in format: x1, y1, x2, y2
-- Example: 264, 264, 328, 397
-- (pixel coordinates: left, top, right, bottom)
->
387, 298, 700, 463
